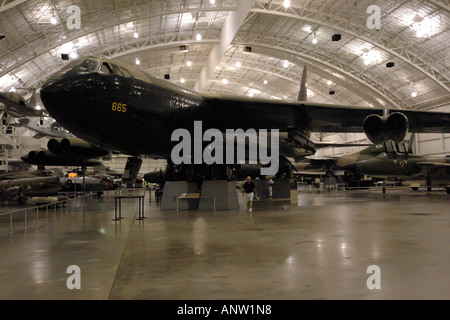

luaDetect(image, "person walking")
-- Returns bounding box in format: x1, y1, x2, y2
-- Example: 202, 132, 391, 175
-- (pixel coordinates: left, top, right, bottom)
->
242, 176, 256, 213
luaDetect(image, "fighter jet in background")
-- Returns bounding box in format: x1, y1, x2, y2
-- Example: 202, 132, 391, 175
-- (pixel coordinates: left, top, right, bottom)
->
0, 90, 45, 125
294, 140, 450, 193
338, 140, 450, 193
14, 118, 74, 139
39, 56, 450, 181
59, 175, 118, 196
0, 170, 61, 204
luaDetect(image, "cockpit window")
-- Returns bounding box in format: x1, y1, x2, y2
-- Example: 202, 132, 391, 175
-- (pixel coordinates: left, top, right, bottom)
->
99, 62, 113, 75
109, 64, 124, 76
74, 58, 101, 73
118, 66, 132, 78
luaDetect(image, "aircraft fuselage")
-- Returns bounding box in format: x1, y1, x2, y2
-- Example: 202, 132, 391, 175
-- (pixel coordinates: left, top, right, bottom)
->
40, 56, 310, 160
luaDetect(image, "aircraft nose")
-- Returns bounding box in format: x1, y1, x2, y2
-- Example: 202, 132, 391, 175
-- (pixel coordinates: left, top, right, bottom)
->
40, 75, 70, 112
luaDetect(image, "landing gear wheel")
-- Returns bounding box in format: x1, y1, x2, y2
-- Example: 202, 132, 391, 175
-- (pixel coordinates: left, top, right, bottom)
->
209, 165, 223, 180
276, 165, 292, 179
224, 165, 234, 181
18, 196, 27, 205
186, 165, 195, 182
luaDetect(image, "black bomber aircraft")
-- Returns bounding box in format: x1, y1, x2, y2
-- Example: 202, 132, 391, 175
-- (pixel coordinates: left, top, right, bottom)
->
39, 56, 450, 181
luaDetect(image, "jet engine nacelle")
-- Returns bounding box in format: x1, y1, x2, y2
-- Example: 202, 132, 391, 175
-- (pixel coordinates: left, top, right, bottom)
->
363, 112, 409, 144
48, 138, 109, 158
22, 150, 102, 167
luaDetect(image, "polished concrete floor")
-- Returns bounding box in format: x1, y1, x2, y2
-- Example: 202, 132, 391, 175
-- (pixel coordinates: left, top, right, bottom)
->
0, 188, 449, 300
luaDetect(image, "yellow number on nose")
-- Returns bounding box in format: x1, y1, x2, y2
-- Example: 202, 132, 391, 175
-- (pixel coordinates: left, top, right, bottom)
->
112, 102, 127, 113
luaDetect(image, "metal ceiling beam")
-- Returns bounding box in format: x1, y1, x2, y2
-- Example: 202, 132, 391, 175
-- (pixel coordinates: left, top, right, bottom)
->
209, 71, 347, 105
0, 0, 27, 14
0, 6, 235, 79
194, 0, 256, 92
426, 0, 450, 12
108, 39, 220, 59
251, 3, 449, 94
239, 42, 401, 109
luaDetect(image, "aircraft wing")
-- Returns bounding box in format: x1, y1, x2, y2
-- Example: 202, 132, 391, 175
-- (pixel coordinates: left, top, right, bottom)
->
0, 92, 41, 118
201, 96, 450, 133
314, 142, 373, 148
0, 176, 60, 188
417, 162, 450, 168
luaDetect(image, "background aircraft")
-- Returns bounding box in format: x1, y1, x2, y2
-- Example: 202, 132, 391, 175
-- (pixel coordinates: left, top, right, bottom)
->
0, 90, 44, 125
293, 140, 450, 193
15, 117, 74, 139
21, 137, 107, 168
0, 170, 61, 204
59, 175, 118, 196
39, 56, 450, 182
338, 141, 450, 193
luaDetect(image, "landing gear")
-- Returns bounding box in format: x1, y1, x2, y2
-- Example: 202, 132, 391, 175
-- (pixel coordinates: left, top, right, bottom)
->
206, 164, 236, 181
18, 195, 27, 205
166, 162, 236, 182
166, 162, 199, 182
2, 112, 7, 126
426, 172, 432, 192
276, 158, 294, 179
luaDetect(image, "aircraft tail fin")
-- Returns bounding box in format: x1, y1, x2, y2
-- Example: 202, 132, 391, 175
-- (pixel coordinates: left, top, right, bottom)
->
408, 133, 416, 154
122, 157, 143, 184
298, 67, 308, 102
29, 89, 39, 109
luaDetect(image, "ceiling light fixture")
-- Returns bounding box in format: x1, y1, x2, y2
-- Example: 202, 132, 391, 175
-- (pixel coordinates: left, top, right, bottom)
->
187, 61, 192, 67
283, 0, 291, 9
